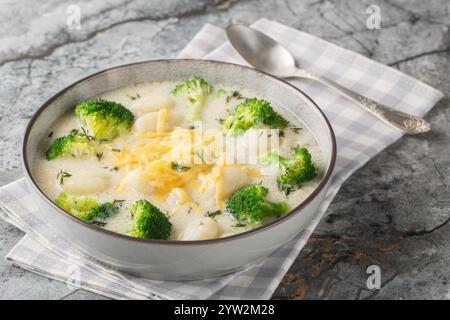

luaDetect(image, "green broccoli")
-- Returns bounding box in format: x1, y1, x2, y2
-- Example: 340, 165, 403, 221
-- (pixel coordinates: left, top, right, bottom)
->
54, 192, 121, 222
128, 199, 172, 240
258, 149, 284, 165
221, 98, 289, 135
87, 201, 123, 220
45, 129, 95, 160
262, 147, 317, 195
225, 184, 288, 224
75, 99, 134, 140
171, 76, 213, 120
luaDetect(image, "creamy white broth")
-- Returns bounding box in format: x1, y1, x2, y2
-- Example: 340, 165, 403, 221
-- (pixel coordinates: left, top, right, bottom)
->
33, 80, 325, 240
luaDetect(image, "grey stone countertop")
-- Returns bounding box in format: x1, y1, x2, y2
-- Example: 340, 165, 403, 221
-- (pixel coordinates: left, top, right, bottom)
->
0, 0, 449, 300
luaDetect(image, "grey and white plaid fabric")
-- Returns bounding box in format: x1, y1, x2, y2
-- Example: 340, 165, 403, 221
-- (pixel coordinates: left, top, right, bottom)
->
0, 18, 443, 300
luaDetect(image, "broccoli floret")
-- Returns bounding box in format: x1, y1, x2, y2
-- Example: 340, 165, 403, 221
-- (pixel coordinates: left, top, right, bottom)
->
45, 129, 95, 160
171, 76, 213, 120
128, 199, 172, 240
54, 192, 120, 222
265, 147, 317, 195
259, 150, 285, 165
75, 99, 134, 140
225, 184, 288, 224
87, 201, 123, 220
221, 98, 289, 135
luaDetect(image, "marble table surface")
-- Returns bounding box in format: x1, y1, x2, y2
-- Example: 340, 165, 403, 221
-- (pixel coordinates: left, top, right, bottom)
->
0, 0, 449, 300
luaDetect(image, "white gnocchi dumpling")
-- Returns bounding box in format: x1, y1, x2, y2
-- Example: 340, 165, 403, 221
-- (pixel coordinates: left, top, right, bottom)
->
61, 171, 110, 195
129, 96, 174, 115
215, 213, 238, 234
180, 217, 219, 240
134, 112, 158, 132
168, 205, 195, 239
221, 166, 251, 198
123, 169, 153, 195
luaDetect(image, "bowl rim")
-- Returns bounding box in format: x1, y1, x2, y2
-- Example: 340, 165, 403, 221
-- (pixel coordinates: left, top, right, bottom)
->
22, 58, 336, 246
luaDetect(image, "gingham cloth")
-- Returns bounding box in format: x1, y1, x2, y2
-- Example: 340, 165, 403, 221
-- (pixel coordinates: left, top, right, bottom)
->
0, 18, 443, 300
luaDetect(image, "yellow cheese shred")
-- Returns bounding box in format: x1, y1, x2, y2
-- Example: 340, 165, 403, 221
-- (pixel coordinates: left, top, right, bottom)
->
210, 166, 224, 208
156, 108, 168, 132
173, 188, 203, 213
111, 126, 263, 207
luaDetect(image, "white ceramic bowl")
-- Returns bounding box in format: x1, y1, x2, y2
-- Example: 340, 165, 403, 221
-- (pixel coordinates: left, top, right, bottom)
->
22, 60, 336, 280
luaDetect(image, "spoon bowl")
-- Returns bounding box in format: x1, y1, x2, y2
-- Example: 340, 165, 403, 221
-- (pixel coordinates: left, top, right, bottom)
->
226, 24, 296, 77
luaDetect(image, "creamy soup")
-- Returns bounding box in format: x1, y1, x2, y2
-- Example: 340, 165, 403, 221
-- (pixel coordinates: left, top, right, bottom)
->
33, 78, 325, 240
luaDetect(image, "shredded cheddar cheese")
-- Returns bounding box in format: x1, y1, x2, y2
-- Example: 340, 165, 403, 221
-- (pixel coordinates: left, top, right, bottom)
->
111, 126, 261, 208
211, 165, 224, 208
157, 108, 168, 132
172, 188, 202, 213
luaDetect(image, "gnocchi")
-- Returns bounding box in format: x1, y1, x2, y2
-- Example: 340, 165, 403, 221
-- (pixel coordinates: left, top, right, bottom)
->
129, 95, 174, 115
134, 112, 159, 132
180, 217, 219, 240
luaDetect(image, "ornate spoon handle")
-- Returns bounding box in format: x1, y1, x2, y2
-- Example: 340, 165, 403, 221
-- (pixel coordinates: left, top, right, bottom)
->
292, 69, 431, 134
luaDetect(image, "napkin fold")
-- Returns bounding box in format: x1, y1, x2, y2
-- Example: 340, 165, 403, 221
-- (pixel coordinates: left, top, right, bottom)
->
0, 18, 443, 300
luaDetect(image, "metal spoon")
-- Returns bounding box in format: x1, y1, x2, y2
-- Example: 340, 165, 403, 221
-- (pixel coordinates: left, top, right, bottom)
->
226, 24, 431, 134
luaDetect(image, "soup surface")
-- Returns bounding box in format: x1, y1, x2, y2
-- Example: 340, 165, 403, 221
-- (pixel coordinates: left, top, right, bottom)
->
33, 78, 325, 240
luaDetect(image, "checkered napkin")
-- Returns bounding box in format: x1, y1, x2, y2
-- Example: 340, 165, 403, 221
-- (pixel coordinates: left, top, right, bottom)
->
0, 18, 443, 300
